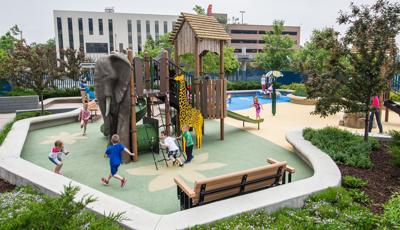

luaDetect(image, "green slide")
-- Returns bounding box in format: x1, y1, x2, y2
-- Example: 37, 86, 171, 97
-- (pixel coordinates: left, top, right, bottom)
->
227, 110, 264, 130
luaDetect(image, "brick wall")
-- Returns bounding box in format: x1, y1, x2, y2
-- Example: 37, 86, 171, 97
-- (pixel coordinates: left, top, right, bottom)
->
0, 96, 39, 113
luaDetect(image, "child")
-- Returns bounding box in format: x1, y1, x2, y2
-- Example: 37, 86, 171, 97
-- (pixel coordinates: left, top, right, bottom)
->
160, 131, 184, 167
48, 140, 69, 175
178, 125, 194, 163
253, 96, 263, 120
78, 101, 91, 135
101, 134, 134, 187
227, 93, 232, 104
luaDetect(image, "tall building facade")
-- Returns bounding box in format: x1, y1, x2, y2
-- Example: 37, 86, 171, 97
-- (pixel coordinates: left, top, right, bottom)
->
227, 24, 300, 60
53, 10, 178, 60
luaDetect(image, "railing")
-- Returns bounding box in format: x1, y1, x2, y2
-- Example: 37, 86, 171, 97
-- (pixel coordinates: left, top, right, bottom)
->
392, 74, 400, 92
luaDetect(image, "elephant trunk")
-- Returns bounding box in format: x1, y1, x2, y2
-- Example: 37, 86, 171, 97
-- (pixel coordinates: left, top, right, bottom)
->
105, 96, 111, 117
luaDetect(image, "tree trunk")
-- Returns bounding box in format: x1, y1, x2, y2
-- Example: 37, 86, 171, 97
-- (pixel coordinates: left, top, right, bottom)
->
364, 111, 369, 142
40, 92, 44, 115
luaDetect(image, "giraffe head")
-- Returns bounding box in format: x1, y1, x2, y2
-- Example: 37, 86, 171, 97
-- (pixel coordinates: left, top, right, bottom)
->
174, 75, 185, 82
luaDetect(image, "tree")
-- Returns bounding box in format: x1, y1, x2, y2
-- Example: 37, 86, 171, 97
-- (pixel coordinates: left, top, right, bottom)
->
2, 40, 64, 114
140, 34, 172, 58
61, 47, 86, 81
255, 20, 295, 71
0, 25, 21, 78
306, 0, 400, 141
193, 5, 206, 15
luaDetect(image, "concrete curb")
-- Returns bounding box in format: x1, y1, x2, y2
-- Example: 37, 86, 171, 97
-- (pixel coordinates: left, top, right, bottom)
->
0, 107, 341, 229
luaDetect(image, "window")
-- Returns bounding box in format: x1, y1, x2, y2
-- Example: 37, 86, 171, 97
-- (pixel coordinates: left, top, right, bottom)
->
163, 21, 168, 33
56, 17, 63, 58
246, 49, 258, 53
234, 49, 242, 53
98, 19, 103, 35
258, 31, 273, 35
230, 29, 257, 34
85, 43, 108, 53
108, 19, 114, 52
137, 20, 142, 52
231, 39, 257, 44
127, 20, 132, 49
119, 43, 123, 52
67, 18, 74, 49
146, 20, 150, 39
88, 18, 93, 35
282, 31, 298, 36
155, 21, 159, 40
78, 18, 84, 50
258, 40, 265, 44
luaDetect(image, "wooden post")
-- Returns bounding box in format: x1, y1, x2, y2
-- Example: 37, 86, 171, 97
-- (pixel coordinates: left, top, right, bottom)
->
194, 38, 200, 109
219, 40, 224, 140
128, 50, 138, 161
144, 52, 152, 117
161, 50, 171, 135
174, 40, 180, 75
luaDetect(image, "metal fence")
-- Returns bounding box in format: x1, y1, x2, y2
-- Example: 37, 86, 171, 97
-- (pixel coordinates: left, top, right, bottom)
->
392, 74, 400, 92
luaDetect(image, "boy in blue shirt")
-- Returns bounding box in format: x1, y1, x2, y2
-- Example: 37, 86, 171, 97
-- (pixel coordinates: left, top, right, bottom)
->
101, 134, 134, 187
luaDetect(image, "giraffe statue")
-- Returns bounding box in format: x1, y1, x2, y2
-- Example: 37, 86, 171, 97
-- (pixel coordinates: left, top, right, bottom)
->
174, 75, 203, 148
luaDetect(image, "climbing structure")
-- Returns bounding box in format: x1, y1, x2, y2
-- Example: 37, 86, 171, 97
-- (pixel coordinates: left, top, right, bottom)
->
175, 75, 203, 148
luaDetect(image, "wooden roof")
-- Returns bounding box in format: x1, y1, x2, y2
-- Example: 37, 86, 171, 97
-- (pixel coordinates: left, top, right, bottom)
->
170, 13, 231, 41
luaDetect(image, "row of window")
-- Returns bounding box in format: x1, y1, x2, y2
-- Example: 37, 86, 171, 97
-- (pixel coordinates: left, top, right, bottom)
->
56, 17, 175, 54
230, 29, 298, 36
231, 39, 297, 44
234, 48, 264, 53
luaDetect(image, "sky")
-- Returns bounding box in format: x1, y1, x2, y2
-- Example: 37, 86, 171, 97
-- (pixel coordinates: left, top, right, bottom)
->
0, 0, 399, 46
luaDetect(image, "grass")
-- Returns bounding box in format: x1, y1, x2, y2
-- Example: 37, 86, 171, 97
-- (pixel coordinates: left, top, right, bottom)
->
303, 127, 379, 169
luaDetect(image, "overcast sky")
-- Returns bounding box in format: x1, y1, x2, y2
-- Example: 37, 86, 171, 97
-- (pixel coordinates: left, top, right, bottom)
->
1, 0, 398, 46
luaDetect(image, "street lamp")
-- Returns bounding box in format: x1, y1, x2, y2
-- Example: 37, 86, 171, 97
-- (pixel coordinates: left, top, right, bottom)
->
240, 11, 246, 24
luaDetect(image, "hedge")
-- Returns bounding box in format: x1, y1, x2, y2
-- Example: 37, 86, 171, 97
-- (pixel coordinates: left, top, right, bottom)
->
5, 87, 81, 100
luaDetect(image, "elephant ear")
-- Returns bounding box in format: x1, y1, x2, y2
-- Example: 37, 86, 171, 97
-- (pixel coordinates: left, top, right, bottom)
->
109, 54, 132, 103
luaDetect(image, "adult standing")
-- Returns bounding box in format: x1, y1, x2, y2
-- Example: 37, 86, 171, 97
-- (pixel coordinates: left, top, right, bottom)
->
368, 95, 383, 133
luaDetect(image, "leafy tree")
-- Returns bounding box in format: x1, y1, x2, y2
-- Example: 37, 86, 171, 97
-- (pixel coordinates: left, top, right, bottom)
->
0, 25, 21, 78
306, 0, 400, 141
61, 47, 86, 81
1, 40, 64, 114
255, 20, 295, 71
193, 5, 206, 15
140, 34, 172, 58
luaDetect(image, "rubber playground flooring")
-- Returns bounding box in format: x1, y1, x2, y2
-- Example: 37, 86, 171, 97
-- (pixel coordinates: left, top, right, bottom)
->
21, 120, 313, 214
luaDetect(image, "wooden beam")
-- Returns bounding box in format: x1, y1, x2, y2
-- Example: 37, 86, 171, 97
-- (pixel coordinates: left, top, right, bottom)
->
161, 50, 171, 136
144, 52, 152, 118
195, 38, 200, 110
174, 40, 180, 75
128, 50, 138, 162
219, 40, 224, 140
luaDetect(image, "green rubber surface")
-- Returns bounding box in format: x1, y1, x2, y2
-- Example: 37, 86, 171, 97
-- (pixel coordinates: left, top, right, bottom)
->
21, 120, 313, 214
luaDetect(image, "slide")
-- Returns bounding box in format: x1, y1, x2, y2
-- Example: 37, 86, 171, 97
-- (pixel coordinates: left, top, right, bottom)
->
227, 110, 264, 130
384, 100, 400, 115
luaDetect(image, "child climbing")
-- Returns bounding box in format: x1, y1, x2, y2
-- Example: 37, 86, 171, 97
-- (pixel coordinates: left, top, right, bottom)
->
253, 96, 263, 120
78, 101, 91, 135
101, 134, 135, 187
160, 131, 184, 167
48, 140, 69, 175
178, 124, 194, 163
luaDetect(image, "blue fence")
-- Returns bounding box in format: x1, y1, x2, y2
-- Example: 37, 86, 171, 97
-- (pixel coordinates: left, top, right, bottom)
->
226, 70, 304, 84
392, 74, 400, 92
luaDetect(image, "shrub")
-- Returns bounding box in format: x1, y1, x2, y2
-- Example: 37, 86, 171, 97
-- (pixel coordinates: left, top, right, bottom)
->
348, 189, 372, 205
0, 121, 13, 145
342, 176, 368, 189
0, 185, 124, 230
16, 111, 51, 121
280, 83, 305, 91
381, 192, 400, 228
5, 87, 81, 100
390, 91, 400, 102
303, 127, 378, 168
388, 130, 400, 167
4, 87, 35, 96
227, 80, 283, 91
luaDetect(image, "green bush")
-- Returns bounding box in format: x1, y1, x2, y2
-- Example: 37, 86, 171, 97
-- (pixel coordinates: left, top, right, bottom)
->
0, 121, 13, 145
388, 130, 400, 167
342, 176, 368, 189
348, 189, 372, 205
227, 81, 283, 91
390, 91, 400, 102
0, 185, 123, 230
5, 87, 81, 100
280, 83, 305, 91
16, 111, 51, 121
303, 127, 378, 169
194, 187, 378, 229
381, 192, 400, 228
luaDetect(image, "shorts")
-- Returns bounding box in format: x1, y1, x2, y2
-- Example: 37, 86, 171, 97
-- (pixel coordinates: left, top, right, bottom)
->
110, 164, 120, 176
49, 156, 62, 166
168, 150, 179, 159
80, 119, 89, 126
256, 109, 261, 114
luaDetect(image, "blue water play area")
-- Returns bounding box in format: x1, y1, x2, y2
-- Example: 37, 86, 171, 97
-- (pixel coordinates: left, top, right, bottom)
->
227, 91, 291, 111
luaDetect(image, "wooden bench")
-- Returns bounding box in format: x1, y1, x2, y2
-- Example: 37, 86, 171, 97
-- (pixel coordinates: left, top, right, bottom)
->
174, 158, 295, 210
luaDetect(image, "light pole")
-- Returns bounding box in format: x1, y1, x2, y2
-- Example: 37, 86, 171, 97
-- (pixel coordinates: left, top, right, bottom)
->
240, 11, 246, 24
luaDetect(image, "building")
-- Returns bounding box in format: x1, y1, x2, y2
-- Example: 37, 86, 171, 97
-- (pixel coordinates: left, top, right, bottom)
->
53, 9, 178, 60
227, 24, 301, 60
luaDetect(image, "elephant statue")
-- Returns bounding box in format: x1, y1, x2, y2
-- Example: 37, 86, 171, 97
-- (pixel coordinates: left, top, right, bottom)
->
94, 53, 132, 163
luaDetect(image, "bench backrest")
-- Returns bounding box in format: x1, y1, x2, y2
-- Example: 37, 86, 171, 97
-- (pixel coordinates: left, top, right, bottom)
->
192, 161, 287, 205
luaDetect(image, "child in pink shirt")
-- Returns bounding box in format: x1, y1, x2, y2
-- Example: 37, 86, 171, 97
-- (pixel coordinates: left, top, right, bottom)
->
368, 96, 383, 133
78, 102, 91, 135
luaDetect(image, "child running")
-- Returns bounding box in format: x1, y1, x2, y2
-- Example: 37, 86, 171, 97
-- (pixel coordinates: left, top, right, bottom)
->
48, 140, 69, 175
178, 125, 194, 163
160, 131, 184, 167
253, 96, 263, 120
101, 134, 134, 187
78, 101, 91, 135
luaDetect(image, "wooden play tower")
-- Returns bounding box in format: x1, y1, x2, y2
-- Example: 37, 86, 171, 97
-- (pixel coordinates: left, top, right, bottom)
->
170, 13, 231, 140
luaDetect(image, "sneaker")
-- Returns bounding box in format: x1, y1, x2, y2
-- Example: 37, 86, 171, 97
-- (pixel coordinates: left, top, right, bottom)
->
101, 177, 109, 185
184, 159, 190, 163
121, 178, 127, 188
190, 156, 194, 161
179, 163, 184, 167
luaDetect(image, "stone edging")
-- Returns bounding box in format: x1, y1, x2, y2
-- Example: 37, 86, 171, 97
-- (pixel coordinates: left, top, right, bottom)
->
287, 94, 316, 105
0, 107, 341, 230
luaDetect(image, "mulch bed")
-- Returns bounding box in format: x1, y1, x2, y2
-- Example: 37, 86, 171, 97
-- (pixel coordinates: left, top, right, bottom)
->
0, 179, 15, 193
338, 143, 400, 213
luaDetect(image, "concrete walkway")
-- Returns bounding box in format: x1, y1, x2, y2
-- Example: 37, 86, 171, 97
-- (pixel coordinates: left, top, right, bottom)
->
0, 113, 15, 131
